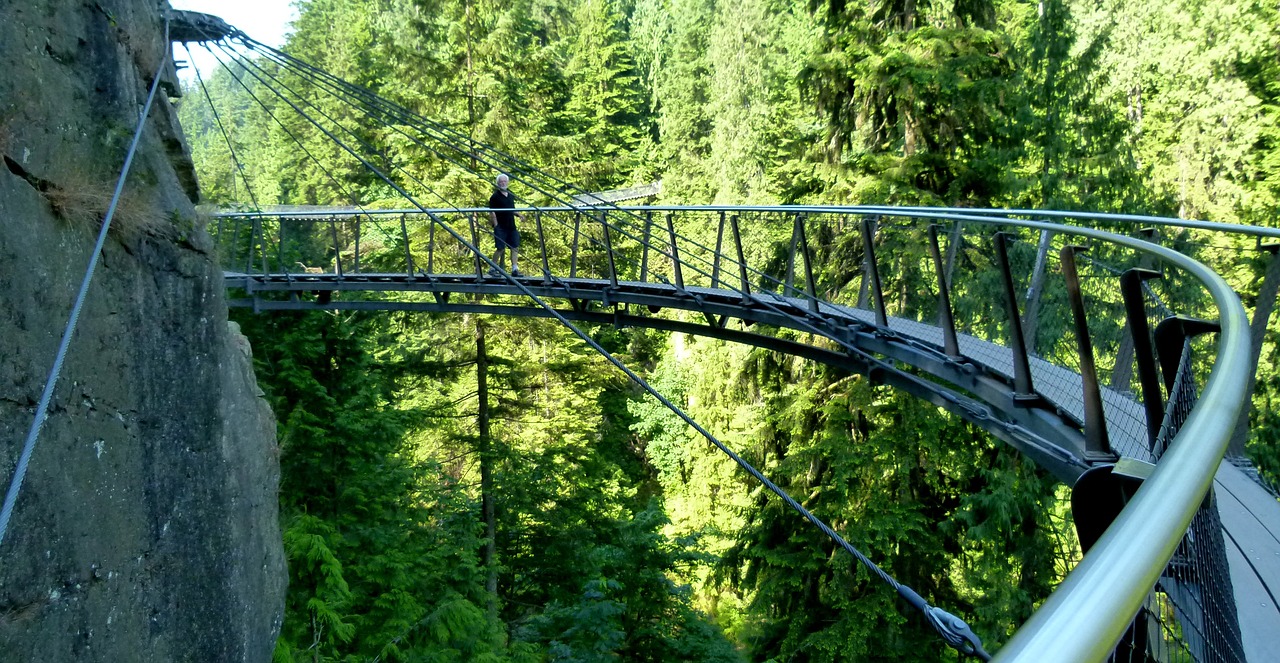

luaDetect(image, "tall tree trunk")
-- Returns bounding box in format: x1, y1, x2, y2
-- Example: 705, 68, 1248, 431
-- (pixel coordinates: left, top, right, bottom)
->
476, 319, 497, 619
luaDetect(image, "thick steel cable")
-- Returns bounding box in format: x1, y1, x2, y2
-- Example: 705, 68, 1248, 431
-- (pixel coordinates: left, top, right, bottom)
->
199, 35, 990, 658
187, 43, 262, 212
1, 20, 171, 549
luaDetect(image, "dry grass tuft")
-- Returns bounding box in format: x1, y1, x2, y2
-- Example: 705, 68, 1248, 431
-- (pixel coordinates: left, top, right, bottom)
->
41, 173, 169, 241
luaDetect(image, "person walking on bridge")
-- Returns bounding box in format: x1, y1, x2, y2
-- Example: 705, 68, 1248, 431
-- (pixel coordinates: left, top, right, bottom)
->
488, 173, 524, 277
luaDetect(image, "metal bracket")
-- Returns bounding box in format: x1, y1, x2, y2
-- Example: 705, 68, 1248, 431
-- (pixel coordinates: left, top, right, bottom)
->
1154, 316, 1221, 393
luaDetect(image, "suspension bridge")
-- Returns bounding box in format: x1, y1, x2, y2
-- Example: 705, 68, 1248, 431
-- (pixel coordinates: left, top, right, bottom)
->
9, 9, 1279, 662
181, 9, 1280, 661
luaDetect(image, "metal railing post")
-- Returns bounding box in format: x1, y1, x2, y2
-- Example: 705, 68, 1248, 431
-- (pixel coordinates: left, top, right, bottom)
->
928, 225, 960, 358
731, 213, 750, 302
666, 212, 684, 290
712, 210, 726, 288
600, 211, 618, 289
1060, 245, 1111, 458
536, 210, 551, 284
426, 213, 436, 274
400, 213, 413, 276
861, 216, 888, 327
570, 213, 581, 278
1228, 242, 1280, 457
353, 216, 361, 273
640, 210, 652, 283
786, 213, 801, 295
797, 215, 818, 314
469, 212, 483, 279
1120, 268, 1165, 451
995, 231, 1037, 401
330, 218, 344, 277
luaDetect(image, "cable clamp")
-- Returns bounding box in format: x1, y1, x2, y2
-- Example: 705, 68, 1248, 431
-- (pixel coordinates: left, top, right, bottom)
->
925, 606, 991, 661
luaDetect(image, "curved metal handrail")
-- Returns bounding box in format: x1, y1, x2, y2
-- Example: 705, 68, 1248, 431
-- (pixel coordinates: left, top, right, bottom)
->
973, 220, 1251, 662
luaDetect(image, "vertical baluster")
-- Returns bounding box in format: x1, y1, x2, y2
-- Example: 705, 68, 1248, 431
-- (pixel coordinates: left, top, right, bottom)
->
1229, 242, 1280, 457
470, 212, 483, 278
330, 219, 344, 278
426, 213, 436, 274
276, 217, 287, 277
861, 217, 888, 327
797, 214, 818, 314
1111, 228, 1159, 391
1023, 229, 1055, 346
570, 213, 581, 278
278, 217, 290, 277
640, 211, 652, 283
731, 214, 750, 302
712, 210, 725, 288
230, 217, 243, 273
536, 210, 550, 284
600, 211, 618, 289
1120, 267, 1165, 452
928, 225, 960, 358
1061, 245, 1111, 458
667, 212, 684, 290
944, 221, 964, 286
248, 217, 261, 274
400, 214, 414, 276
786, 213, 801, 295
353, 216, 361, 274
995, 231, 1036, 401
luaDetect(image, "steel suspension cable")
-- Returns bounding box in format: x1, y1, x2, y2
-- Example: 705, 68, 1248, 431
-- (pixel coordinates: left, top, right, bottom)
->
187, 43, 263, 212
199, 42, 393, 267
1, 20, 172, 549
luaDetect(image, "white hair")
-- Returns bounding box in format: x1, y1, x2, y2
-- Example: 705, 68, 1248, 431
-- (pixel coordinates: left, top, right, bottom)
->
495, 173, 510, 185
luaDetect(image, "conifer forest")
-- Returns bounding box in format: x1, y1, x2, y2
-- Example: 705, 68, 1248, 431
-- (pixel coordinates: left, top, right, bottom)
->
178, 0, 1280, 660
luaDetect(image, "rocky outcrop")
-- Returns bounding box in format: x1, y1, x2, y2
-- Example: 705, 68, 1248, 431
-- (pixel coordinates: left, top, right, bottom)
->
0, 2, 285, 661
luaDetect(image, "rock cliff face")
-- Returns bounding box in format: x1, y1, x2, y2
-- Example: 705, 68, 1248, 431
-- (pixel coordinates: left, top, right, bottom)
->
0, 2, 285, 661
